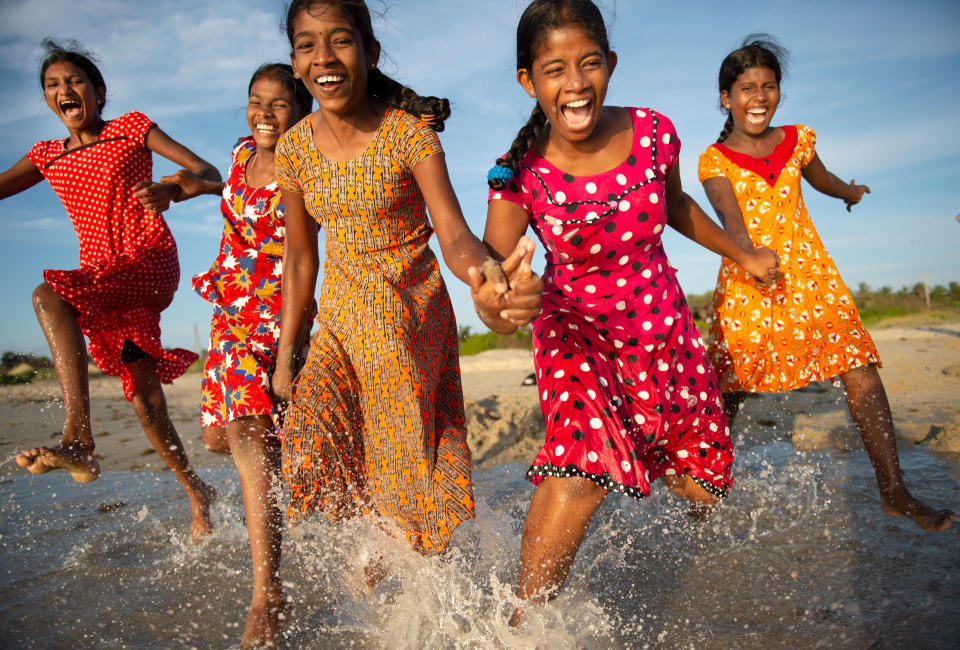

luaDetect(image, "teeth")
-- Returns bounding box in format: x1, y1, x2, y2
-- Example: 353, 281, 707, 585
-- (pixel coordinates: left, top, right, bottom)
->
564, 99, 589, 108
314, 75, 344, 84
256, 123, 277, 132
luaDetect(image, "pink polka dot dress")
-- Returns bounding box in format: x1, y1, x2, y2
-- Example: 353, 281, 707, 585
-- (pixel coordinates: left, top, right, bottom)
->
490, 108, 732, 500
26, 111, 197, 400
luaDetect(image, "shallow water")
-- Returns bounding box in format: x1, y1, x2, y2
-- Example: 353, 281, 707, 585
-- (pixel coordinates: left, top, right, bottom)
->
1, 443, 958, 649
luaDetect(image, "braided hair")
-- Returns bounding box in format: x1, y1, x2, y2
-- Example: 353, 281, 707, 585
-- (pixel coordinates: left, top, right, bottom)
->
716, 35, 788, 143
489, 0, 610, 190
39, 39, 107, 110
284, 0, 450, 131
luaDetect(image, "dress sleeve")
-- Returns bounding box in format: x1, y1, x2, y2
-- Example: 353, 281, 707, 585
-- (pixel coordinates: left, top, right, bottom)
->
697, 147, 726, 183
25, 140, 52, 171
486, 157, 532, 213
118, 111, 156, 147
652, 110, 681, 173
398, 111, 443, 169
274, 127, 303, 192
796, 124, 817, 167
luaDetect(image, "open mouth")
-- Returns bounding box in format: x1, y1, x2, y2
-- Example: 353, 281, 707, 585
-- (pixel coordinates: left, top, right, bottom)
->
254, 122, 278, 135
59, 99, 82, 118
560, 98, 593, 127
746, 106, 768, 124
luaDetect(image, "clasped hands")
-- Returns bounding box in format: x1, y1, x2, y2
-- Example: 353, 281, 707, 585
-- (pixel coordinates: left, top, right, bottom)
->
469, 236, 543, 334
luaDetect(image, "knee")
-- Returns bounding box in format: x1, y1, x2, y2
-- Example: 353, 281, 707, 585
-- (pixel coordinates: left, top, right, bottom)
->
32, 283, 61, 316
202, 427, 230, 454
130, 390, 165, 424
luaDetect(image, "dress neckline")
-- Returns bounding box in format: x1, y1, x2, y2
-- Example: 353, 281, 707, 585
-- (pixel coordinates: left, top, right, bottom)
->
304, 107, 392, 165
712, 125, 797, 187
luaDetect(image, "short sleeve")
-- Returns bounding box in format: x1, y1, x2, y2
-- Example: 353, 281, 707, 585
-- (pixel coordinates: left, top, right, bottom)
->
396, 110, 443, 169
275, 126, 303, 192
652, 110, 681, 172
698, 146, 726, 183
25, 140, 54, 171
796, 124, 817, 167
116, 111, 155, 147
486, 158, 531, 213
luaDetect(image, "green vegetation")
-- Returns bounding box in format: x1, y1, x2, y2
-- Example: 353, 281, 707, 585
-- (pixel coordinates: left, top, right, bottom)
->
458, 324, 533, 356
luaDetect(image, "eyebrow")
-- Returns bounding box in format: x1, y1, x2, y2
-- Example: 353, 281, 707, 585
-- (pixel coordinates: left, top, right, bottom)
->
292, 26, 354, 41
538, 49, 603, 68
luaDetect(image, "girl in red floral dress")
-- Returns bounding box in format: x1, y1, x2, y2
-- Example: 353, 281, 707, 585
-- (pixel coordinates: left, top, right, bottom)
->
0, 40, 220, 542
163, 63, 311, 647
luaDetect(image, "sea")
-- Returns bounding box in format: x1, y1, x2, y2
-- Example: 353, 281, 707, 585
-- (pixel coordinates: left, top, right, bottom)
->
1, 441, 958, 649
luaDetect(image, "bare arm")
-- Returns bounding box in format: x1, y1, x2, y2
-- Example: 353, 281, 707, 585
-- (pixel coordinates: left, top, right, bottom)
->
665, 163, 780, 285
702, 176, 753, 250
134, 126, 223, 212
413, 153, 542, 332
0, 157, 44, 201
801, 152, 869, 211
271, 187, 319, 402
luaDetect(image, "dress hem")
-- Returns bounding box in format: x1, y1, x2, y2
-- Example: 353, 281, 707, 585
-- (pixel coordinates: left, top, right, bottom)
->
526, 463, 729, 502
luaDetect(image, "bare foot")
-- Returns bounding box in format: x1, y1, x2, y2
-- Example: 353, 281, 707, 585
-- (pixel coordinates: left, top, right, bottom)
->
241, 588, 290, 648
15, 444, 100, 483
364, 556, 389, 590
189, 481, 217, 544
881, 490, 956, 532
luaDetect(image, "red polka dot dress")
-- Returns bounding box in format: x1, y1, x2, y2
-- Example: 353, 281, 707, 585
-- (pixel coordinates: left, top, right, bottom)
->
25, 111, 197, 400
490, 108, 733, 500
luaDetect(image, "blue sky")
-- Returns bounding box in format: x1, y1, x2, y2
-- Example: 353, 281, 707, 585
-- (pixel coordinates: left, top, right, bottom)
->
1, 0, 958, 356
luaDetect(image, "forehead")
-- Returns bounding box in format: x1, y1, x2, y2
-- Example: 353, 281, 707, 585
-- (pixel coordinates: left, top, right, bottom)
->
533, 24, 603, 60
250, 76, 293, 99
292, 1, 355, 34
43, 60, 87, 80
736, 66, 778, 84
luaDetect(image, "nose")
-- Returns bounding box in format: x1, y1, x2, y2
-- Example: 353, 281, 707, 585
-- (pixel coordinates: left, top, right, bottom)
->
310, 39, 336, 67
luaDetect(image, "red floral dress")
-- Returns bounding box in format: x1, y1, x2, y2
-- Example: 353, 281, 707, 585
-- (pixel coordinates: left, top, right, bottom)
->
26, 111, 196, 400
490, 108, 732, 501
193, 137, 285, 428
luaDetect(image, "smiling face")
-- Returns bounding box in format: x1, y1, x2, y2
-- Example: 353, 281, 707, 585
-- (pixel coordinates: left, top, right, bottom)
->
247, 76, 303, 152
43, 61, 105, 131
721, 65, 781, 138
518, 23, 616, 146
288, 1, 378, 117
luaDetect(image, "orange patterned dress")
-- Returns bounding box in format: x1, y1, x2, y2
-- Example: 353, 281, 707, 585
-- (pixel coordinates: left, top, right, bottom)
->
274, 108, 474, 553
697, 125, 880, 393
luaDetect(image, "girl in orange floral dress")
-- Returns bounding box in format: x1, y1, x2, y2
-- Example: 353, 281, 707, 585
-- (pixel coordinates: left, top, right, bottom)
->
271, 0, 540, 561
698, 37, 955, 531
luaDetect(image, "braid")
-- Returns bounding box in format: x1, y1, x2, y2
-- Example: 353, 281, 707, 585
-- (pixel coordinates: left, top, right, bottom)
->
718, 114, 734, 143
488, 104, 547, 190
368, 68, 451, 132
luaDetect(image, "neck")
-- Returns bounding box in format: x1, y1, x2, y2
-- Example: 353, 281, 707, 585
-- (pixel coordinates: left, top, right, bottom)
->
314, 96, 384, 140
66, 116, 106, 148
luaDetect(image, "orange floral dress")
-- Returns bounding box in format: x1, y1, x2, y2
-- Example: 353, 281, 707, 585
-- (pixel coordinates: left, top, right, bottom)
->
697, 125, 880, 393
274, 108, 474, 553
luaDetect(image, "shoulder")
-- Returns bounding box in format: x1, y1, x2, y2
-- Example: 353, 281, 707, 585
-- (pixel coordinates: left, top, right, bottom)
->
794, 124, 816, 145
386, 107, 442, 163
26, 138, 62, 166
232, 135, 256, 161
112, 111, 155, 133
277, 117, 311, 157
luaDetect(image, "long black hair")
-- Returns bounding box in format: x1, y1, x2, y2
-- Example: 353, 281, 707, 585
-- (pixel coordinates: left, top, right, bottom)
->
284, 0, 450, 130
248, 62, 313, 116
488, 0, 610, 190
716, 35, 788, 143
39, 39, 107, 110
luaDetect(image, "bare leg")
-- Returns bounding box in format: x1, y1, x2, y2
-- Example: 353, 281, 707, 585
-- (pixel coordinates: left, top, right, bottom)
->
127, 356, 216, 543
15, 283, 100, 482
840, 364, 955, 531
722, 391, 747, 428
223, 415, 288, 648
510, 476, 608, 626
662, 474, 721, 519
202, 426, 229, 454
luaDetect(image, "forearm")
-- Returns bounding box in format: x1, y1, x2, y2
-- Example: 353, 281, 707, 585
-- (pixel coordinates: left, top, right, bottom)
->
276, 254, 319, 359
668, 192, 753, 266
440, 230, 494, 285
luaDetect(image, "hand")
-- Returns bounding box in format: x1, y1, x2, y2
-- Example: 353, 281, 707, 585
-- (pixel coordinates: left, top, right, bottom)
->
844, 179, 870, 212
271, 359, 293, 404
502, 237, 543, 326
159, 168, 220, 200
133, 180, 179, 214
742, 245, 782, 289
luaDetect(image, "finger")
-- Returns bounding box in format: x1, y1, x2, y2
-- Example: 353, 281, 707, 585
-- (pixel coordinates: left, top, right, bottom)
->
481, 259, 509, 293
467, 266, 484, 294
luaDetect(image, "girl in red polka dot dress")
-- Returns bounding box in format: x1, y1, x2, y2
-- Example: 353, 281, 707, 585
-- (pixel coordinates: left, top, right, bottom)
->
0, 41, 221, 542
480, 0, 780, 617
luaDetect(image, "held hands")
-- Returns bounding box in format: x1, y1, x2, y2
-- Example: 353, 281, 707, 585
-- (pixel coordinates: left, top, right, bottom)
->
468, 236, 543, 334
159, 169, 223, 201
844, 179, 870, 212
133, 180, 181, 214
742, 245, 782, 289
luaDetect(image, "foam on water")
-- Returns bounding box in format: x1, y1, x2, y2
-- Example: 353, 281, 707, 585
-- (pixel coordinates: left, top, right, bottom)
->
0, 442, 958, 648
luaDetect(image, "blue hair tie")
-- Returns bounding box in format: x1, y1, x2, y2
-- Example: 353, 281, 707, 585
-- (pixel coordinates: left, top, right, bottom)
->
487, 165, 514, 184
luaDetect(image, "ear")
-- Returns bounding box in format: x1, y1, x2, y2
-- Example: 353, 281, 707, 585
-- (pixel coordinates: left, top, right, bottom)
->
720, 89, 730, 110
95, 86, 106, 109
366, 39, 381, 69
290, 52, 301, 79
517, 68, 536, 98
606, 50, 618, 77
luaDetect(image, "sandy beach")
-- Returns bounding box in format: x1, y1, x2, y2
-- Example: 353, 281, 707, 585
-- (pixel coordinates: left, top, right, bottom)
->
2, 320, 958, 476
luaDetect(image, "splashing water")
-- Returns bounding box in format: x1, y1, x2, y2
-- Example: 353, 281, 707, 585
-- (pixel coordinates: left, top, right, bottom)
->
0, 442, 958, 649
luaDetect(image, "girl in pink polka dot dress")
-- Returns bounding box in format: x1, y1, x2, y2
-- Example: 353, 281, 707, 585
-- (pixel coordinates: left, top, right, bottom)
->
0, 41, 221, 543
479, 0, 780, 616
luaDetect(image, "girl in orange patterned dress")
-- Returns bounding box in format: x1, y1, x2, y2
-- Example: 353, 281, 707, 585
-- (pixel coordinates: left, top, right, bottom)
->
272, 0, 540, 561
698, 37, 955, 531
